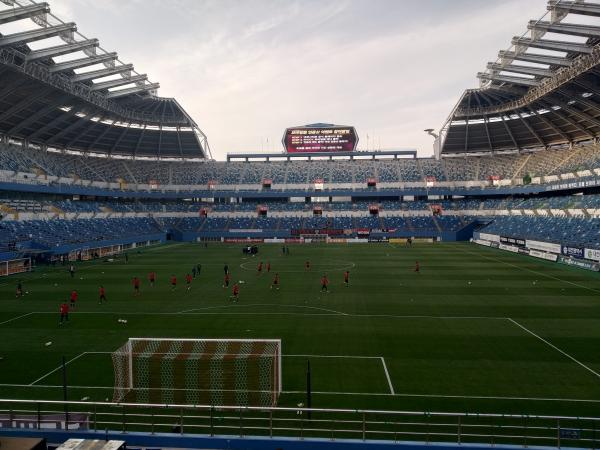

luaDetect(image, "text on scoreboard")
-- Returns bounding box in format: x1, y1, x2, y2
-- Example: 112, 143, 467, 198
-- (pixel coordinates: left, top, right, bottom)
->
283, 126, 358, 153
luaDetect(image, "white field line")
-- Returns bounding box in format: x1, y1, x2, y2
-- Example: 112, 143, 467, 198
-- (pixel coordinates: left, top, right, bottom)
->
380, 357, 395, 395
179, 303, 349, 316
285, 354, 380, 359
25, 310, 510, 320
29, 352, 88, 386
0, 312, 34, 326
508, 318, 600, 380
48, 351, 380, 360
239, 260, 356, 273
281, 390, 600, 403
461, 245, 600, 294
1, 382, 600, 403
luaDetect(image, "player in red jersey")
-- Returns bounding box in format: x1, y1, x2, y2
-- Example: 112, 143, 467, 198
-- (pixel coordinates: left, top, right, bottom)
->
223, 272, 231, 289
320, 274, 329, 293
70, 290, 78, 308
148, 271, 156, 287
185, 273, 193, 291
414, 261, 420, 274
343, 270, 350, 286
59, 302, 69, 325
231, 283, 240, 302
266, 261, 271, 273
132, 277, 141, 296
305, 260, 310, 271
99, 285, 106, 304
271, 273, 280, 290
257, 261, 263, 275
170, 274, 177, 291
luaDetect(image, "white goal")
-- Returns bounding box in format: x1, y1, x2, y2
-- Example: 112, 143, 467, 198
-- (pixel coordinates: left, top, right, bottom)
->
112, 338, 282, 407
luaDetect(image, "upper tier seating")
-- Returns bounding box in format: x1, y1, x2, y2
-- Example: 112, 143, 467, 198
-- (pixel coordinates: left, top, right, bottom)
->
4, 142, 600, 187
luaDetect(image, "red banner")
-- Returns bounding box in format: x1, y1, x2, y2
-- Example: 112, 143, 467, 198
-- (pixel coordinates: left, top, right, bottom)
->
292, 228, 343, 236
224, 238, 263, 243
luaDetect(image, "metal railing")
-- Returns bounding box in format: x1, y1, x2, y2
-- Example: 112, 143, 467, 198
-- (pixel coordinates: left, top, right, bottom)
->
0, 399, 598, 448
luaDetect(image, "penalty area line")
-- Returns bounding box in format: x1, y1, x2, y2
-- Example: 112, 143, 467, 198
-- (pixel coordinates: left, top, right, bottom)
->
29, 352, 89, 386
507, 318, 600, 380
0, 312, 34, 326
380, 357, 395, 395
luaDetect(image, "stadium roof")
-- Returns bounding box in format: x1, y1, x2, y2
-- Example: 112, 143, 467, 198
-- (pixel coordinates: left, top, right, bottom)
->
440, 0, 600, 157
0, 0, 210, 159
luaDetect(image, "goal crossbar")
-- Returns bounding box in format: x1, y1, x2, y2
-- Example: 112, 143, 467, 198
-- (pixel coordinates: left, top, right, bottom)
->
112, 337, 282, 407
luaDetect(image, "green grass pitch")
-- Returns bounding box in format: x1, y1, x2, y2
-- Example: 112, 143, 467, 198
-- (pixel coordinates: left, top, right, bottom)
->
1, 242, 600, 417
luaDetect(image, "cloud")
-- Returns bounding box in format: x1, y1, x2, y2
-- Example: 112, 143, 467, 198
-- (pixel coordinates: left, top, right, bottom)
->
42, 0, 548, 159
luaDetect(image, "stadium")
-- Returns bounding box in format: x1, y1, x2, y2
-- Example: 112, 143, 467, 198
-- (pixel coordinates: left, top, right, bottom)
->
0, 0, 600, 449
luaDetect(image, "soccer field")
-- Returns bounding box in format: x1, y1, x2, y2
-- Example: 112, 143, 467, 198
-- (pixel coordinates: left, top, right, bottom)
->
1, 242, 600, 417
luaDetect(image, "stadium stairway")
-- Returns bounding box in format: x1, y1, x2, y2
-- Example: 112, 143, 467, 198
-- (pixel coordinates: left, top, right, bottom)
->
551, 148, 581, 176
49, 205, 64, 216
512, 154, 532, 181
432, 215, 443, 233
122, 160, 138, 184
405, 217, 416, 233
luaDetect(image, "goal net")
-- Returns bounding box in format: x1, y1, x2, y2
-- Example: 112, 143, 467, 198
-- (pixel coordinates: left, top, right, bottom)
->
112, 338, 282, 407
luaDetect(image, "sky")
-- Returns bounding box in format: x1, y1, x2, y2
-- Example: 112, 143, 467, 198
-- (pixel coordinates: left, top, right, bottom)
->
41, 0, 550, 160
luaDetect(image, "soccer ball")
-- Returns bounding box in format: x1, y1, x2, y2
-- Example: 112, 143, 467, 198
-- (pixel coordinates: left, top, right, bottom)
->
44, 341, 52, 347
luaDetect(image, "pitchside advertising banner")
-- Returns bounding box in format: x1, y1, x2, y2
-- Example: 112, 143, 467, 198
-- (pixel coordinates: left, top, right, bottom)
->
559, 255, 600, 272
529, 249, 558, 262
499, 243, 519, 253
478, 233, 500, 242
584, 248, 600, 261
526, 240, 562, 254
562, 246, 585, 259
500, 236, 526, 247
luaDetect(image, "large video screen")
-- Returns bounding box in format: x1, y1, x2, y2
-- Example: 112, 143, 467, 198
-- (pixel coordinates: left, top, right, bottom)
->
283, 126, 358, 153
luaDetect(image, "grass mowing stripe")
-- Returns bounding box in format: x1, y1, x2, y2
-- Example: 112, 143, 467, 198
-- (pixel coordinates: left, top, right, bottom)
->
458, 244, 600, 294
508, 318, 600, 380
179, 303, 349, 316
282, 391, 600, 402
26, 310, 509, 319
2, 242, 600, 416
4, 383, 600, 403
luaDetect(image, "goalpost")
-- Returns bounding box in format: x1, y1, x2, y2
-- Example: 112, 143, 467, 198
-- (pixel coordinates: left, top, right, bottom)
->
112, 338, 282, 407
0, 257, 32, 277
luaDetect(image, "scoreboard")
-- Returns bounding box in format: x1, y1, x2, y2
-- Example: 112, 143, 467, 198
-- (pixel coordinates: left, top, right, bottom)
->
283, 124, 358, 153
